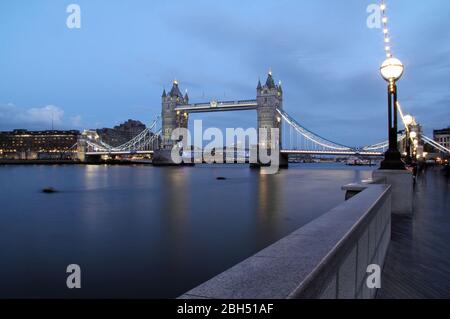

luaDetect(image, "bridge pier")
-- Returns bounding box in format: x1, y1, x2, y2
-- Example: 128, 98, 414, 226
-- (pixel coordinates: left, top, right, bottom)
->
250, 150, 288, 169
280, 152, 289, 168
84, 154, 103, 163
152, 149, 176, 166
152, 149, 194, 166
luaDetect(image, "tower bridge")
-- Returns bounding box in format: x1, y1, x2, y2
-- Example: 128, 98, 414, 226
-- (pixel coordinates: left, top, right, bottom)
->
154, 72, 286, 166
80, 71, 449, 165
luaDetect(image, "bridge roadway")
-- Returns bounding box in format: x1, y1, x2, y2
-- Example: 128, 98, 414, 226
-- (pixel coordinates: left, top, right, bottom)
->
85, 149, 383, 157
85, 150, 155, 156
281, 150, 383, 157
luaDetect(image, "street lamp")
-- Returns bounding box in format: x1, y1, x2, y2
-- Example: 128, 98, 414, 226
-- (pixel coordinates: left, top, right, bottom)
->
403, 115, 413, 126
380, 57, 406, 170
403, 114, 414, 164
410, 131, 418, 163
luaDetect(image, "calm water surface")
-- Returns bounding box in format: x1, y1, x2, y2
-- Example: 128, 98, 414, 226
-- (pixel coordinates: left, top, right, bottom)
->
0, 163, 373, 298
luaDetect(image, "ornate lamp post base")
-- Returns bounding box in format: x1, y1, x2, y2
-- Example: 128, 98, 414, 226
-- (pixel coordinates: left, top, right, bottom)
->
380, 149, 406, 170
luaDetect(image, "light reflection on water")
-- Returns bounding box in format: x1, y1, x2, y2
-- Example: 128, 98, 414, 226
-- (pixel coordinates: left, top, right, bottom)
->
0, 163, 373, 298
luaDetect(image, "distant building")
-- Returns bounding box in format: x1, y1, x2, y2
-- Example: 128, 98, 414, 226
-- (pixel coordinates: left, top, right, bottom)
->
0, 129, 80, 160
434, 127, 450, 149
97, 119, 146, 147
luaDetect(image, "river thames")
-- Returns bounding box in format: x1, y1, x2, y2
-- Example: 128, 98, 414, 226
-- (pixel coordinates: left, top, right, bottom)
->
0, 163, 373, 298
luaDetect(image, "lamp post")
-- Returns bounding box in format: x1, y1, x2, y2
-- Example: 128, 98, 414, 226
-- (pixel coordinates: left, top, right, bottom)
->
380, 57, 406, 170
403, 114, 413, 165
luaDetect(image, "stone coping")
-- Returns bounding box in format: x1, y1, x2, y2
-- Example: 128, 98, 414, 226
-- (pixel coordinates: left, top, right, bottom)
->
179, 184, 391, 299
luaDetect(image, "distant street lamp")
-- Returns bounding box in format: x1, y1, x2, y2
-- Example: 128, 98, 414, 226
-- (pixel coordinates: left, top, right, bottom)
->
403, 114, 414, 164
410, 131, 418, 163
380, 57, 406, 170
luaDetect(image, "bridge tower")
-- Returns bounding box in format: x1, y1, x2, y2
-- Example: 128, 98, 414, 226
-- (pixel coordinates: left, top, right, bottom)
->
161, 80, 189, 150
255, 71, 288, 168
154, 80, 189, 165
76, 137, 86, 162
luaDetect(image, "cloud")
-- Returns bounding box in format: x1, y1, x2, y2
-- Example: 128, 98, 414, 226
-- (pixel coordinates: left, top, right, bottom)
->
0, 103, 82, 130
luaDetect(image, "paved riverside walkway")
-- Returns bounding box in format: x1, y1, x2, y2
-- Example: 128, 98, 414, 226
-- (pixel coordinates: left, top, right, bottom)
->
378, 166, 450, 299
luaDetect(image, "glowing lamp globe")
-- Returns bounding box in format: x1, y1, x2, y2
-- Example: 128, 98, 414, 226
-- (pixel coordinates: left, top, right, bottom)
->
410, 131, 417, 139
403, 115, 413, 126
380, 58, 404, 82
